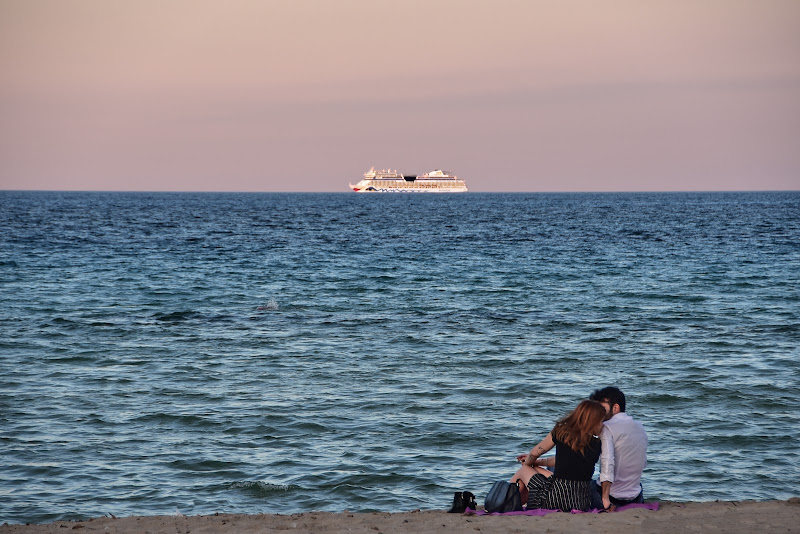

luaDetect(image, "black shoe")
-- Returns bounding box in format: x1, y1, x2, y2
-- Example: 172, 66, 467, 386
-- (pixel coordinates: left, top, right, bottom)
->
448, 491, 466, 513
463, 491, 477, 511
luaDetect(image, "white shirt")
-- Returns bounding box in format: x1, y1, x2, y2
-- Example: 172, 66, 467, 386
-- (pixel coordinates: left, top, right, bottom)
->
598, 412, 648, 499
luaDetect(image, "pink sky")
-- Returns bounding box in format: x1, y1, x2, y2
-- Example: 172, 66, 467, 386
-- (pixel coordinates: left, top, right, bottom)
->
1, 0, 799, 192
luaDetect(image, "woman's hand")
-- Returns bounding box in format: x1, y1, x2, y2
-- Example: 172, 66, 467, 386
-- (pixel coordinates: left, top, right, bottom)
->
516, 454, 529, 463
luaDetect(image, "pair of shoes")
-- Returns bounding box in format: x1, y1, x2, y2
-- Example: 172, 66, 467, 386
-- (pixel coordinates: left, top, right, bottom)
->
448, 491, 477, 513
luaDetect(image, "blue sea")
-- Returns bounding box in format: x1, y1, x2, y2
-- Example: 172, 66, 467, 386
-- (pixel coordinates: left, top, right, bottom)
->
1, 191, 798, 524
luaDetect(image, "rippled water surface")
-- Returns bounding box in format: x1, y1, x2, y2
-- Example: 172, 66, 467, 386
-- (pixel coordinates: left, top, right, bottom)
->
1, 191, 798, 523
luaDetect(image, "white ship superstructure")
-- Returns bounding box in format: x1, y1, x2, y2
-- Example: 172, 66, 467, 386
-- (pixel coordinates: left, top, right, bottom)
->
349, 168, 468, 193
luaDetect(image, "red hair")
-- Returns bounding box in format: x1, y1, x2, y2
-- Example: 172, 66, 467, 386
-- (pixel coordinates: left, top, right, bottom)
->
551, 400, 607, 454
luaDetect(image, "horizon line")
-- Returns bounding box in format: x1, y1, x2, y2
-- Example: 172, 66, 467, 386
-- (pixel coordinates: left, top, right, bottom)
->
2, 188, 799, 194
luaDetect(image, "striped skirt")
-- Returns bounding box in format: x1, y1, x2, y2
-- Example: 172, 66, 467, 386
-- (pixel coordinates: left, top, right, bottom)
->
526, 473, 591, 512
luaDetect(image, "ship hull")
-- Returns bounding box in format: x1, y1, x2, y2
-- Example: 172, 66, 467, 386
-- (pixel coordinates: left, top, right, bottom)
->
349, 183, 468, 193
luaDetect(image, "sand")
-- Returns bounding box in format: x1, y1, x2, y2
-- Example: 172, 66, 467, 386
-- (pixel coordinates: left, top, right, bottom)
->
2, 500, 799, 533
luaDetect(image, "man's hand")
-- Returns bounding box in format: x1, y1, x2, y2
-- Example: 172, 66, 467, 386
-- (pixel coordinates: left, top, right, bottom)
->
601, 481, 613, 511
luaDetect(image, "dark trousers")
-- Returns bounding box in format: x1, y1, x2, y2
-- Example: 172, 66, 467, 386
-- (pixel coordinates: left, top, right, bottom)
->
589, 481, 644, 510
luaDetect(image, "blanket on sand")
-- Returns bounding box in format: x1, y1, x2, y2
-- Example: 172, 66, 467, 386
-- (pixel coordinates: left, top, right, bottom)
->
466, 502, 659, 516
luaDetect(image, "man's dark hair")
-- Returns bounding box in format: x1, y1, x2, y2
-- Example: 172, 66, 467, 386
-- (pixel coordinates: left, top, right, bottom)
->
590, 386, 626, 412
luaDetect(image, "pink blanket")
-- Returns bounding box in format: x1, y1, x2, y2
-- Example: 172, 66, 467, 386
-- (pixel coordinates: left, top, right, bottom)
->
466, 502, 659, 516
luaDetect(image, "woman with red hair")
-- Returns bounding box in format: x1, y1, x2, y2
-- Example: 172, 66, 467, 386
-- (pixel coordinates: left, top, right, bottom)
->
510, 400, 608, 512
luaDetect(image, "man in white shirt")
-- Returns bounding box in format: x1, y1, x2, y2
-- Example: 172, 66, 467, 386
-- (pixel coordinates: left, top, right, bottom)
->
589, 387, 648, 510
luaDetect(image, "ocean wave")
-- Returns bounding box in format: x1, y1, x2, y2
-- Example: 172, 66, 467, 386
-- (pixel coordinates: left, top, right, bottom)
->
230, 481, 302, 497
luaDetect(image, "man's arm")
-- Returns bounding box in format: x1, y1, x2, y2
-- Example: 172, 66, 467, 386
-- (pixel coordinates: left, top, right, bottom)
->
599, 426, 616, 508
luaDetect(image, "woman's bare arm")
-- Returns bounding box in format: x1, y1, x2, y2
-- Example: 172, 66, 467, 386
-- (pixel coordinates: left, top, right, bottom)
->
520, 433, 555, 467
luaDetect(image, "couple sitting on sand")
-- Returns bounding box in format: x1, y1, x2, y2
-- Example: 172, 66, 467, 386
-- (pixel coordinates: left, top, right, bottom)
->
510, 386, 648, 512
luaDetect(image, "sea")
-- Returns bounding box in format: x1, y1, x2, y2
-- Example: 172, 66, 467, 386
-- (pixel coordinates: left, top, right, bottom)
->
1, 191, 798, 524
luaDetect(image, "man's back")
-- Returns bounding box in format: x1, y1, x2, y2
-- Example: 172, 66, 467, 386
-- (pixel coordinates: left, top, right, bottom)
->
601, 412, 647, 499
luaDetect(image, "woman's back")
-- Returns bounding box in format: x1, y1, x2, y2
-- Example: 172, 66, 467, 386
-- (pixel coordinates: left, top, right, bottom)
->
553, 435, 601, 481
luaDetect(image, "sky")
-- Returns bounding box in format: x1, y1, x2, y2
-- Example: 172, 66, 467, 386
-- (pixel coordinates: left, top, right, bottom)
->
1, 0, 799, 192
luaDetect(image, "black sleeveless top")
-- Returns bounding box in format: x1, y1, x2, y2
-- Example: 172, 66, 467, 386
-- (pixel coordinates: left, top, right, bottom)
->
552, 435, 601, 481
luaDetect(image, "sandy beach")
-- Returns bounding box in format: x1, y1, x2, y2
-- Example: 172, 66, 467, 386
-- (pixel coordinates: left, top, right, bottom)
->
3, 500, 798, 534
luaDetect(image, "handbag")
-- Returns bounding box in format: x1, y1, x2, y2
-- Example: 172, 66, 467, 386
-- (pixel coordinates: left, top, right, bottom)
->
484, 479, 524, 513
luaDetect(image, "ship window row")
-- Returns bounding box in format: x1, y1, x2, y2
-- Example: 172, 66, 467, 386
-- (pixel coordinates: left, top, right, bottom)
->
371, 179, 462, 182
370, 181, 461, 185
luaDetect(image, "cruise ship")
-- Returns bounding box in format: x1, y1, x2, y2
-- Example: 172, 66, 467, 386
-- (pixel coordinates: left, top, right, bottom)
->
349, 168, 468, 193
